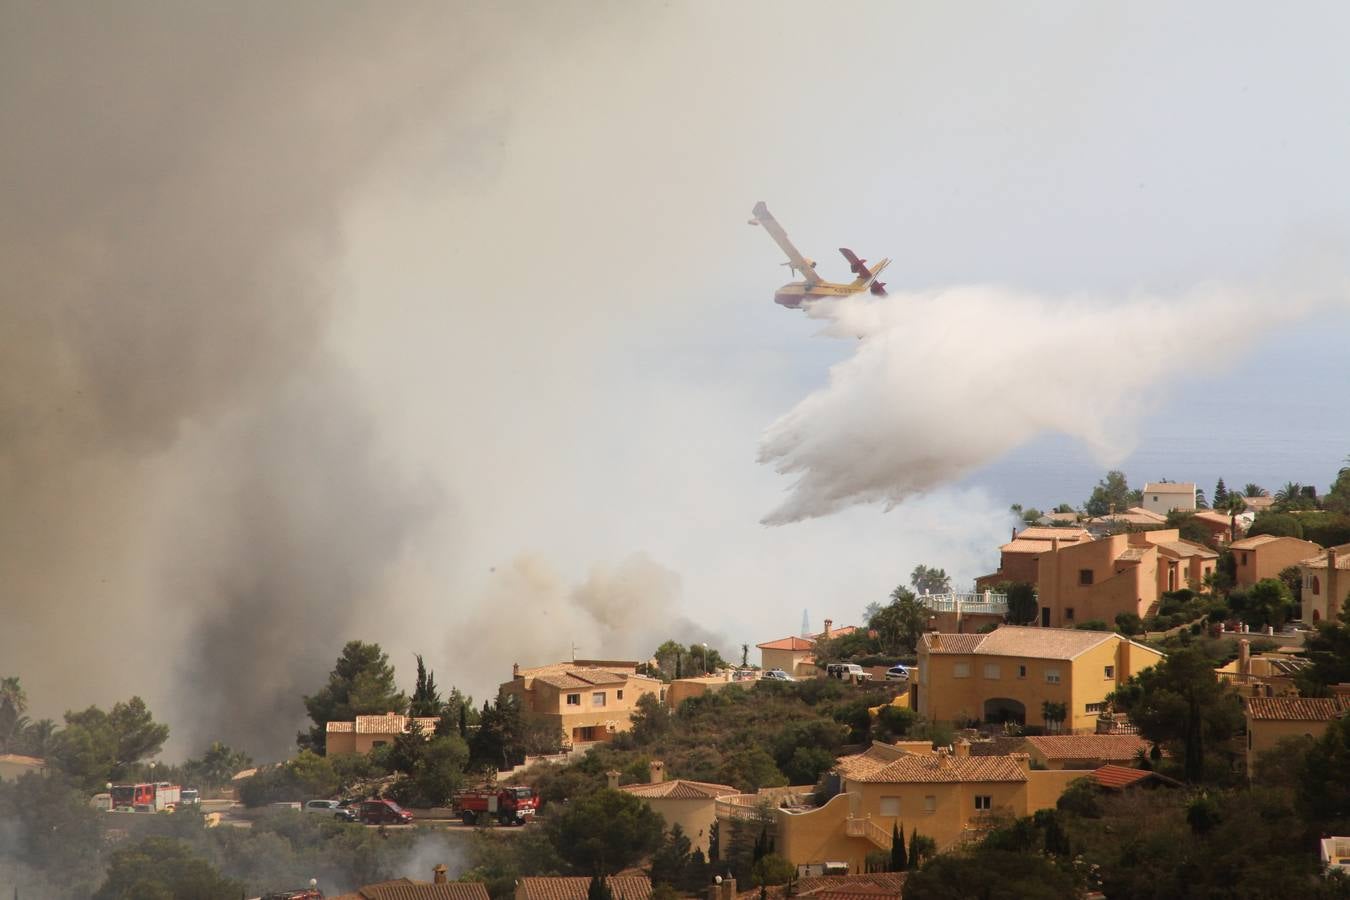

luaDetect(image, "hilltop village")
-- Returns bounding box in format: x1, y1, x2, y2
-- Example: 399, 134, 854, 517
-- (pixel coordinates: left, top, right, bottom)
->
7, 469, 1350, 899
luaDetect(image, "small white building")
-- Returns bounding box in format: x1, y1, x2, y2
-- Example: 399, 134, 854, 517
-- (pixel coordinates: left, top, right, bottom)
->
1322, 836, 1350, 872
1140, 482, 1197, 515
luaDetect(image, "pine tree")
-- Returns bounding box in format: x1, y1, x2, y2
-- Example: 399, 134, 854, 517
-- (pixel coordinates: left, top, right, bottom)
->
410, 655, 442, 716
1214, 478, 1229, 507
909, 827, 920, 869
708, 820, 719, 863
890, 821, 906, 871
458, 702, 468, 738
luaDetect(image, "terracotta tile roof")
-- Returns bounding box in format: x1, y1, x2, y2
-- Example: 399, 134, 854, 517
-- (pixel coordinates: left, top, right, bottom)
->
516, 876, 651, 900
757, 636, 816, 651
919, 633, 985, 655
1155, 540, 1218, 559
1023, 735, 1151, 761
1015, 527, 1091, 542
1116, 547, 1148, 561
326, 720, 355, 733
837, 750, 1027, 784
1299, 550, 1350, 570
1245, 696, 1350, 721
1229, 535, 1284, 550
1193, 511, 1235, 527
923, 626, 1117, 660
1087, 764, 1182, 790
353, 881, 490, 900
351, 715, 441, 735
817, 625, 859, 640
999, 539, 1054, 554
1143, 482, 1195, 494
532, 668, 630, 690
1245, 496, 1276, 511
618, 779, 736, 800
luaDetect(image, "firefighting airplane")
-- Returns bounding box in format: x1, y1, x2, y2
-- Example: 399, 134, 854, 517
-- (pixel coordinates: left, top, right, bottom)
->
748, 201, 890, 309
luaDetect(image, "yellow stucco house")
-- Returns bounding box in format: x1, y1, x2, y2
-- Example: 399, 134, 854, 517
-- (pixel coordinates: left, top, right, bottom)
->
500, 661, 662, 746
325, 713, 442, 756
916, 626, 1164, 733
775, 741, 1080, 872
615, 761, 733, 855
757, 621, 857, 678
0, 753, 47, 782
1298, 544, 1350, 625
1244, 695, 1350, 774
1229, 535, 1323, 589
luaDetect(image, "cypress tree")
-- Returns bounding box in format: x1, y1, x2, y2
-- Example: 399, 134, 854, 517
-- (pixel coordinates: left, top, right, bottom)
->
889, 821, 906, 871
908, 827, 920, 869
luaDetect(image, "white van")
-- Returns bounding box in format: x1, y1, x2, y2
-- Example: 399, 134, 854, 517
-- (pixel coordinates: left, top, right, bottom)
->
826, 663, 870, 681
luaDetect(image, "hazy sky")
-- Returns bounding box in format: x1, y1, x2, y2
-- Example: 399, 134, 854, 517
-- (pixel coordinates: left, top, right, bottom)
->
5, 1, 1350, 757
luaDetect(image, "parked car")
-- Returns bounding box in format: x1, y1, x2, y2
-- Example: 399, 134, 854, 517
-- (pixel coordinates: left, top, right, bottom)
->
826, 663, 871, 681
761, 669, 795, 682
885, 665, 913, 682
304, 799, 357, 822
357, 798, 413, 826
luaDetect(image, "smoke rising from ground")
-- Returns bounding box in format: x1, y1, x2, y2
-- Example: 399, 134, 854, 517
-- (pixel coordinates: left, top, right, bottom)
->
759, 282, 1346, 524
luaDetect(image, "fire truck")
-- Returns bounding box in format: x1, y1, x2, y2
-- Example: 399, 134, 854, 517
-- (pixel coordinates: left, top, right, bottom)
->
109, 781, 181, 812
451, 785, 538, 826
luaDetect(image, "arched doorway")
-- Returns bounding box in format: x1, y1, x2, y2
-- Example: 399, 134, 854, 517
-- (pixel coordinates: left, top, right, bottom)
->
983, 697, 1026, 725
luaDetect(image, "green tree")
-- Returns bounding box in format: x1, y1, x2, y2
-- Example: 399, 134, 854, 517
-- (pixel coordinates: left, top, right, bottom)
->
1213, 478, 1229, 507
719, 745, 787, 792
51, 696, 169, 788
0, 675, 28, 751
409, 654, 443, 717
587, 875, 614, 900
1247, 511, 1305, 539
1084, 470, 1132, 517
909, 829, 934, 869
890, 821, 907, 871
1040, 701, 1067, 734
94, 837, 243, 900
902, 847, 1075, 899
1111, 646, 1243, 782
871, 588, 929, 654
300, 641, 407, 754
237, 750, 339, 806
1233, 578, 1293, 629
1115, 612, 1144, 636
1297, 715, 1350, 831
1223, 493, 1247, 544
0, 771, 105, 896
548, 788, 665, 875
182, 742, 253, 790
1004, 582, 1038, 626
650, 823, 695, 890
910, 565, 952, 595
1244, 483, 1267, 498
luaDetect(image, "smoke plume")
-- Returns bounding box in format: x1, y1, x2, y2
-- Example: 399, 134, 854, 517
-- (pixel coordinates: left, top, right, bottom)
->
759, 282, 1344, 524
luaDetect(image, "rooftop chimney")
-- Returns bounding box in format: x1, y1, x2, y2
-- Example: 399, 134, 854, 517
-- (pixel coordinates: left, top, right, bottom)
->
1010, 752, 1031, 774
434, 864, 448, 884
649, 760, 666, 784
721, 876, 737, 900
823, 619, 833, 639
606, 770, 620, 790
513, 662, 521, 679
1238, 639, 1251, 677
954, 739, 970, 758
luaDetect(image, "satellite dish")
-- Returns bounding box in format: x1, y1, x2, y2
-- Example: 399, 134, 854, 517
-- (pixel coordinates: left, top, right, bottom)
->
715, 876, 723, 885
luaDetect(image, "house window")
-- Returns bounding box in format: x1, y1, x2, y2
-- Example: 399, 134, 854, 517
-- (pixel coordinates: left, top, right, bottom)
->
1078, 569, 1094, 586
1152, 496, 1158, 502
1104, 666, 1115, 679
924, 795, 936, 812
983, 664, 1001, 680
975, 795, 992, 811
1314, 576, 1322, 595
1065, 607, 1075, 622
617, 690, 624, 701
566, 693, 581, 706
1086, 702, 1105, 714
592, 692, 606, 706
1045, 669, 1061, 684
1017, 665, 1027, 679
372, 740, 388, 748
953, 662, 971, 679
1241, 553, 1248, 565
880, 796, 900, 817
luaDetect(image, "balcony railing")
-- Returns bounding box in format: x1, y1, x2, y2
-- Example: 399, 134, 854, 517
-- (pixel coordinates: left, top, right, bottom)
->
918, 591, 1008, 616
844, 816, 893, 850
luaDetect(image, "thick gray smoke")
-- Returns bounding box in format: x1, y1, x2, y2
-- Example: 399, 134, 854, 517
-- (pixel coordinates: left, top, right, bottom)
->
0, 3, 467, 757
759, 281, 1346, 524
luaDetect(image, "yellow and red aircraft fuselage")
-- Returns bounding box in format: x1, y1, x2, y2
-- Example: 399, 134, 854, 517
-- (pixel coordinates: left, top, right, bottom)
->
748, 201, 891, 309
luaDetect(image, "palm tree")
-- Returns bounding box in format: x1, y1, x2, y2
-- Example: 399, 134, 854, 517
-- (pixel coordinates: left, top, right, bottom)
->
0, 676, 28, 752
1244, 484, 1268, 497
1275, 482, 1303, 503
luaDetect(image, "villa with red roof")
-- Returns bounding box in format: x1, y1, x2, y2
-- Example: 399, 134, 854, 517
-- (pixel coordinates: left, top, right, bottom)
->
757, 619, 857, 677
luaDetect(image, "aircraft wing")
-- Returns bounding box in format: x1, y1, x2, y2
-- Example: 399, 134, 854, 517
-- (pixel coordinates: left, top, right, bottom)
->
838, 247, 872, 278
749, 201, 820, 285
